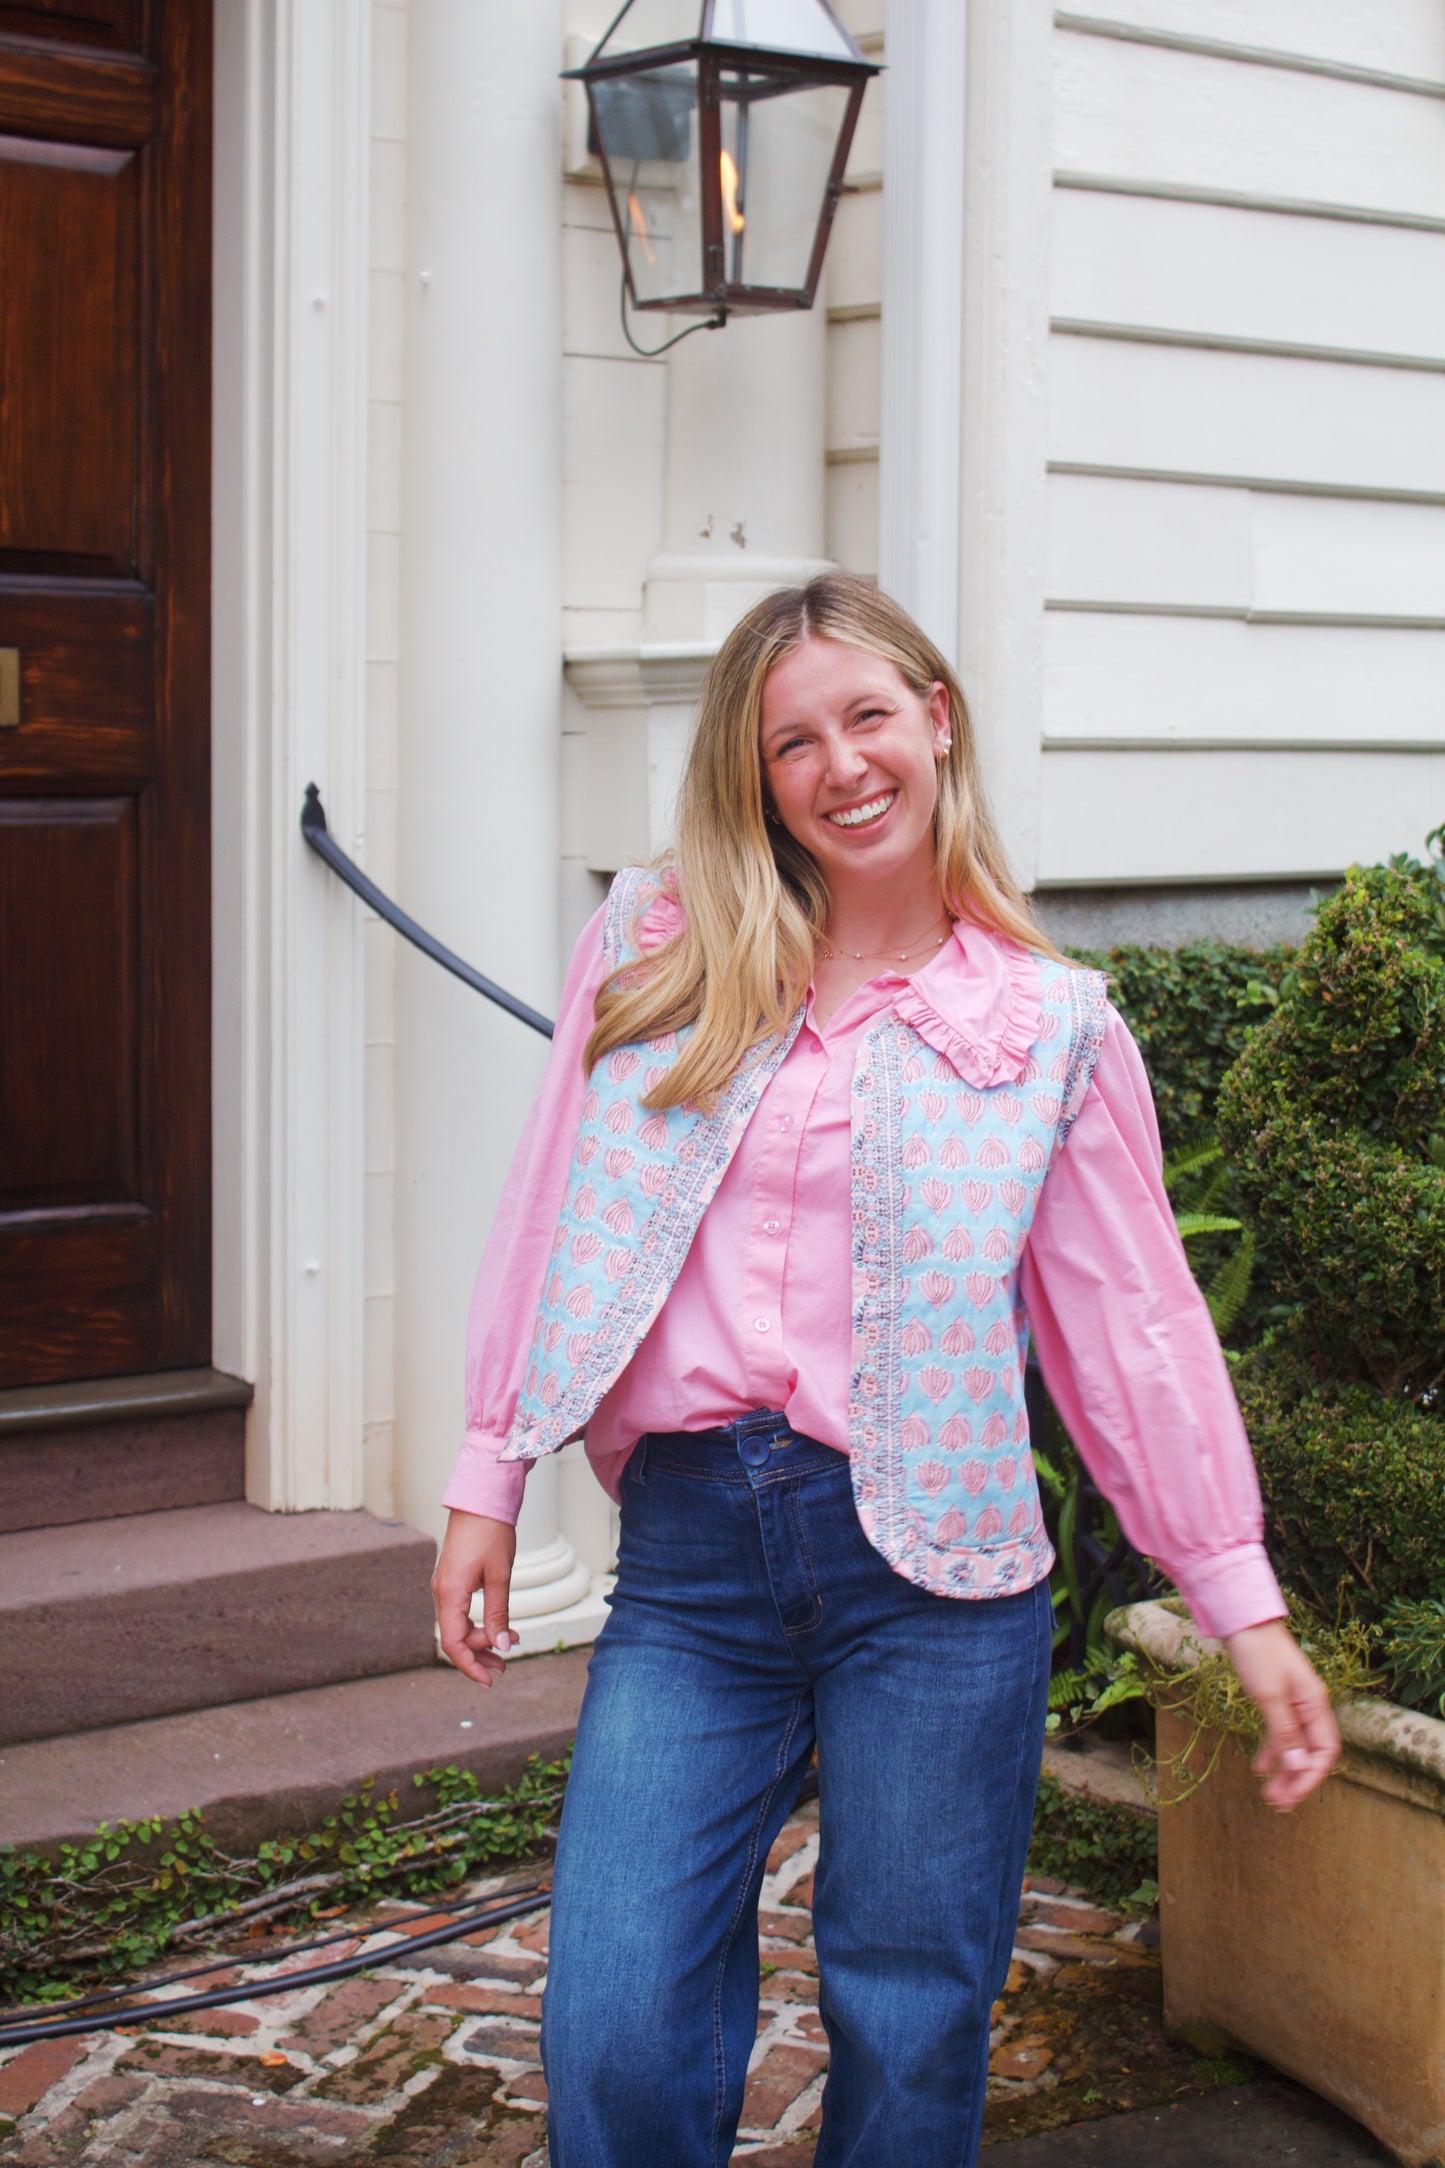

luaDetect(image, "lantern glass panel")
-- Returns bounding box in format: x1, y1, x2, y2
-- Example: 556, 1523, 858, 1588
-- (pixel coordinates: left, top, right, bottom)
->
592, 62, 702, 306
719, 72, 850, 294
594, 0, 703, 60
709, 0, 857, 63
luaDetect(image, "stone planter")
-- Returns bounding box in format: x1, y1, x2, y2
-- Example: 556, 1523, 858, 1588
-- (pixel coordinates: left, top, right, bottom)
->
1108, 1601, 1445, 2168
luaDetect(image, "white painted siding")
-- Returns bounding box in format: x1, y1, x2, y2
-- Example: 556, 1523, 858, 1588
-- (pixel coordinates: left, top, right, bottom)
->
825, 0, 883, 575
1039, 746, 1443, 884
1050, 338, 1445, 495
1044, 615, 1445, 744
1056, 3, 1445, 90
1051, 190, 1445, 361
1040, 6, 1445, 884
1054, 28, 1445, 219
1047, 477, 1445, 619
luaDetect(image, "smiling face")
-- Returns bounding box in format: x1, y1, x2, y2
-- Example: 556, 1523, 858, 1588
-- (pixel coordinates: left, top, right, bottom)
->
758, 636, 953, 906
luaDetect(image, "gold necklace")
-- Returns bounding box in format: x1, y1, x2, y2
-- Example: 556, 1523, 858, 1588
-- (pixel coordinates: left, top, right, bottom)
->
816, 912, 954, 964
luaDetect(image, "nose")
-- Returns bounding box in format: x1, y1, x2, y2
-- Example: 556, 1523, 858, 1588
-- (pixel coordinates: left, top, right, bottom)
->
821, 729, 869, 788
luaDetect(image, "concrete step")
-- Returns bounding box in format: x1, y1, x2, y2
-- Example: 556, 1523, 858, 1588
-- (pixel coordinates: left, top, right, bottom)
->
0, 1368, 251, 1533
0, 1502, 438, 1746
0, 1651, 590, 1855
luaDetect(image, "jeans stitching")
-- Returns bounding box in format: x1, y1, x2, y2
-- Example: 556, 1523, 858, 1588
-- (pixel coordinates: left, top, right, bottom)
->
782, 1481, 825, 1639
639, 1459, 752, 1487
708, 1691, 809, 2167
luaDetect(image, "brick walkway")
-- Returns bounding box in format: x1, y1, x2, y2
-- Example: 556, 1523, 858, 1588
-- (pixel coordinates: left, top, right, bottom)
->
0, 1798, 1238, 2166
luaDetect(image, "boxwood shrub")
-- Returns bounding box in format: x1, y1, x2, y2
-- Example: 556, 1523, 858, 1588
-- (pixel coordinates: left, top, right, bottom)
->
1216, 839, 1445, 1641
1233, 1338, 1445, 1627
1066, 939, 1293, 1155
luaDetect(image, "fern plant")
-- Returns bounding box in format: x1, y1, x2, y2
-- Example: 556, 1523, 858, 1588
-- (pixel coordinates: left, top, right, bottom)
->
1163, 1141, 1257, 1340
1378, 1598, 1445, 1719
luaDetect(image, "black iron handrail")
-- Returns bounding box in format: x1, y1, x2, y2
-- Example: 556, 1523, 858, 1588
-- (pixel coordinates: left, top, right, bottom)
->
300, 784, 555, 1039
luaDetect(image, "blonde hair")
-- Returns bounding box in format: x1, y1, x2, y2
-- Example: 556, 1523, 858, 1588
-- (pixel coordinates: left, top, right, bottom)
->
586, 574, 1065, 1109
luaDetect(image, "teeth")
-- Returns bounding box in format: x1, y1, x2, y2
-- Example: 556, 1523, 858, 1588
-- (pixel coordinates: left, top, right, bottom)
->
827, 792, 895, 829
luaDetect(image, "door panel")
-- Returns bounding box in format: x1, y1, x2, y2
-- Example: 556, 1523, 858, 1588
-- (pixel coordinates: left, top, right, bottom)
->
0, 798, 138, 1209
0, 589, 152, 780
0, 0, 210, 1387
0, 134, 140, 568
0, 2, 142, 52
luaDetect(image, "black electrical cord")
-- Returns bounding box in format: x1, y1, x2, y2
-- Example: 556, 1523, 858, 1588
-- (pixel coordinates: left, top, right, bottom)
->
0, 1879, 548, 2028
619, 268, 725, 358
0, 1887, 551, 2051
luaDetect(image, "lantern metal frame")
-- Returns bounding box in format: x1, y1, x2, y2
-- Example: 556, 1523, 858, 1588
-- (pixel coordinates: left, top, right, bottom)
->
565, 0, 881, 319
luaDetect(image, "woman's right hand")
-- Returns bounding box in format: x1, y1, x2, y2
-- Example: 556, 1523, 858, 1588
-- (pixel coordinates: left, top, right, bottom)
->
432, 1510, 518, 1687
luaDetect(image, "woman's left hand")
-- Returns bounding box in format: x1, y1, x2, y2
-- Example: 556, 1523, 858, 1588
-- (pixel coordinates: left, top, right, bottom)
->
1220, 1618, 1342, 1811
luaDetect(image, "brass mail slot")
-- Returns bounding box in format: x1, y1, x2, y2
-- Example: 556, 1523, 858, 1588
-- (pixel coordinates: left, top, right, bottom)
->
0, 649, 17, 729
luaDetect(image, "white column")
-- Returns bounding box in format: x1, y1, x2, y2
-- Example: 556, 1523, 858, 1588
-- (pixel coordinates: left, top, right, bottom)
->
395, 0, 606, 1646
954, 0, 1054, 891
877, 0, 967, 665
213, 0, 372, 1512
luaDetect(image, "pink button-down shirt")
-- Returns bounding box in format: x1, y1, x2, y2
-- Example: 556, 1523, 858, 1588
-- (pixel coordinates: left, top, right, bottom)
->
444, 899, 1286, 1641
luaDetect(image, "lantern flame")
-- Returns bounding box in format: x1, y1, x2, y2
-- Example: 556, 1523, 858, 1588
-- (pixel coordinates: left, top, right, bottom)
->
720, 148, 745, 235
626, 191, 656, 266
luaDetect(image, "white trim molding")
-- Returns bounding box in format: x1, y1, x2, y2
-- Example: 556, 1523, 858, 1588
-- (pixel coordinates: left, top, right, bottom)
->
956, 0, 1055, 891
878, 0, 967, 662
565, 646, 716, 871
212, 0, 372, 1512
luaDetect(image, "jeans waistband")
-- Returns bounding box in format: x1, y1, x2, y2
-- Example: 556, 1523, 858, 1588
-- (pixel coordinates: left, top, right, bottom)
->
639, 1414, 846, 1479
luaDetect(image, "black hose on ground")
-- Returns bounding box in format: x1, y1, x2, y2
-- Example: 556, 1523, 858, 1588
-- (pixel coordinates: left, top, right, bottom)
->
0, 1886, 551, 2051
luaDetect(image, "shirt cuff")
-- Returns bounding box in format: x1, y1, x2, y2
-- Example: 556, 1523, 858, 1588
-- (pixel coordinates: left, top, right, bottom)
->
1171, 1541, 1287, 1642
441, 1433, 529, 1525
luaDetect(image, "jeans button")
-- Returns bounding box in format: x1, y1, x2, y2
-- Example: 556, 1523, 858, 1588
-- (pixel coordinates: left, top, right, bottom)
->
738, 1432, 771, 1468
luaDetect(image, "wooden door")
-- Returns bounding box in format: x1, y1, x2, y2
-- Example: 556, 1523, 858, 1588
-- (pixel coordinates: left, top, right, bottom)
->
0, 0, 211, 1386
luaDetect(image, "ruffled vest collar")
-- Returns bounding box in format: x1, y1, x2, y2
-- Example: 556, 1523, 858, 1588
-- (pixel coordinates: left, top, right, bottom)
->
637, 887, 1044, 1095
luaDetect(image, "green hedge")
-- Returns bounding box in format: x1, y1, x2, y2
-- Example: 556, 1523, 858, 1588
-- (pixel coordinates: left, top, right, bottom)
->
1066, 940, 1292, 1155
1234, 1338, 1445, 1628
1216, 839, 1445, 1663
1216, 857, 1445, 1400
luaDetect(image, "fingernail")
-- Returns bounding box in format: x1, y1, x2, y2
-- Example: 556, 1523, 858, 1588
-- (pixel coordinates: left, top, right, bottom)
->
495, 1630, 514, 1653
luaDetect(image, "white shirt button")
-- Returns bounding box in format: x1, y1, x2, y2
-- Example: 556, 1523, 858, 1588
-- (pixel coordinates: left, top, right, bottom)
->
778, 1115, 794, 1132
754, 1317, 770, 1333
763, 1218, 781, 1236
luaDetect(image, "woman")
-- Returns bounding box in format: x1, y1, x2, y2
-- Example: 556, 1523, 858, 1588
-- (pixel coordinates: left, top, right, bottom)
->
432, 576, 1339, 2168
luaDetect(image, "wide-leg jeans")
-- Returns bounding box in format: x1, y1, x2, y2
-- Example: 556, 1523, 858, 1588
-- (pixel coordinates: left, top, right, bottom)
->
540, 1412, 1053, 2168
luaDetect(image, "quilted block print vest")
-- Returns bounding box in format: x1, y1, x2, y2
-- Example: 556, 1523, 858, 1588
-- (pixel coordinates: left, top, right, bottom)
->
501, 867, 1109, 1600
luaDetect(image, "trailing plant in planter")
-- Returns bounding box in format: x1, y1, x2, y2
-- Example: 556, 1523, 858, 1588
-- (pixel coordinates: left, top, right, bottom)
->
1216, 829, 1445, 1678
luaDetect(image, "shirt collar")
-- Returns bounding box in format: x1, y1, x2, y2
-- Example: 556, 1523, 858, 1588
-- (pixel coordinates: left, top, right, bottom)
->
884, 916, 1043, 1089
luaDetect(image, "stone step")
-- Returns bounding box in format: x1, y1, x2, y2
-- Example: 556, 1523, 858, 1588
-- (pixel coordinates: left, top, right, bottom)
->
0, 1651, 589, 1856
0, 1367, 252, 1534
0, 1501, 438, 1746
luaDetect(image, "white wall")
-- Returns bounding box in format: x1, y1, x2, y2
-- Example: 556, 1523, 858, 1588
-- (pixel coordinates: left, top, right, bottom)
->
1039, 4, 1445, 883
220, 0, 1445, 1545
362, 0, 405, 1518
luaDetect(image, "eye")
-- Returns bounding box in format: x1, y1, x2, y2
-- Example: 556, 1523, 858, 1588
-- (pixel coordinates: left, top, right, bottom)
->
851, 708, 886, 728
769, 734, 809, 759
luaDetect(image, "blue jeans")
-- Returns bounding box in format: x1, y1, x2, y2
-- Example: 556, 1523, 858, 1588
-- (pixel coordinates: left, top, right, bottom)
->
540, 1414, 1052, 2168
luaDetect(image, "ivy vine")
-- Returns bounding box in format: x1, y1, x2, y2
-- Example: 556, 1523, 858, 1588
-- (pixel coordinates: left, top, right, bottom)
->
0, 1753, 568, 2008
